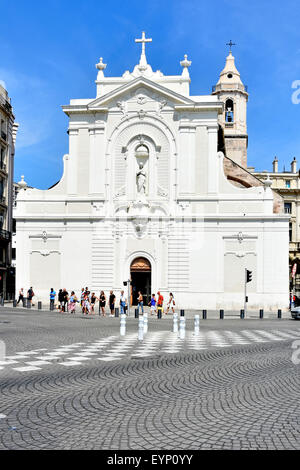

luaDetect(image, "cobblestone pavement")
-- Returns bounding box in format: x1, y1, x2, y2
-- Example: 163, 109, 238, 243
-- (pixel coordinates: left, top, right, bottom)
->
0, 308, 299, 450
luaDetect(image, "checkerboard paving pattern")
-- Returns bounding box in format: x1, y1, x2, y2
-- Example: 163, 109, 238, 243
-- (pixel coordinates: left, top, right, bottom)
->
1, 328, 300, 373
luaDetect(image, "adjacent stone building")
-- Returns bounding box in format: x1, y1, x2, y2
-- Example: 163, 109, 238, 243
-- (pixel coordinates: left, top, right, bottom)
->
251, 157, 300, 295
0, 83, 18, 298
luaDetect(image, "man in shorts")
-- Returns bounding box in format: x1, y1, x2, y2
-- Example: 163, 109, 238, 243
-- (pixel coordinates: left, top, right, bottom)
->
149, 294, 156, 315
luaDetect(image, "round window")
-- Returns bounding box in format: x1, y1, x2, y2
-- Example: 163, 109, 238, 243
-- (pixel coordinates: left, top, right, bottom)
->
227, 73, 233, 79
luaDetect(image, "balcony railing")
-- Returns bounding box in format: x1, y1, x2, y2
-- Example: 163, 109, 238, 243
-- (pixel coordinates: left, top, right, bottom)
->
212, 83, 248, 93
0, 229, 11, 241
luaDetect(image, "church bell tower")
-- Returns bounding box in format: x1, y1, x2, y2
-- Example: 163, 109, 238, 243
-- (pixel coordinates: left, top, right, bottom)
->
212, 43, 248, 167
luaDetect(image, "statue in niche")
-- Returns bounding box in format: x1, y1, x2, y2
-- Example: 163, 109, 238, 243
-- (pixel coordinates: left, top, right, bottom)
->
136, 162, 147, 195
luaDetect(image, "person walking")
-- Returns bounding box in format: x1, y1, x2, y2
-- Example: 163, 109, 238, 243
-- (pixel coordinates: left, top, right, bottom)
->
27, 287, 35, 306
120, 290, 127, 315
165, 292, 175, 314
83, 293, 91, 315
99, 291, 106, 316
149, 293, 156, 315
68, 291, 78, 313
58, 289, 64, 312
80, 288, 85, 308
49, 288, 56, 310
61, 288, 69, 312
137, 291, 144, 315
90, 292, 98, 314
157, 291, 164, 317
17, 288, 24, 305
109, 290, 116, 317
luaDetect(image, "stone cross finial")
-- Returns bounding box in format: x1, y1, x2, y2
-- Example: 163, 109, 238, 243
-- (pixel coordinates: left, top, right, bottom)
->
135, 31, 152, 57
135, 31, 152, 71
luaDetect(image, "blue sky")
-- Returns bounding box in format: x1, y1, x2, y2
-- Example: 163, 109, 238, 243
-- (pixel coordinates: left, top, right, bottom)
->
1, 0, 300, 188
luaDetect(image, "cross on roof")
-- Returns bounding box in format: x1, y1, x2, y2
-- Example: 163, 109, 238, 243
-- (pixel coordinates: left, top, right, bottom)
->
135, 31, 152, 56
226, 40, 236, 51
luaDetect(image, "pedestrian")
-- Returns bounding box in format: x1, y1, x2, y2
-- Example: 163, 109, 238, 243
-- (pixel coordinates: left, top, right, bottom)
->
68, 291, 78, 313
62, 288, 69, 312
83, 293, 91, 315
58, 289, 64, 312
149, 293, 156, 315
17, 288, 24, 305
165, 292, 175, 314
120, 290, 127, 315
99, 291, 106, 316
109, 290, 116, 317
80, 288, 85, 308
90, 292, 98, 314
137, 291, 144, 315
157, 291, 164, 317
27, 287, 35, 306
49, 288, 56, 310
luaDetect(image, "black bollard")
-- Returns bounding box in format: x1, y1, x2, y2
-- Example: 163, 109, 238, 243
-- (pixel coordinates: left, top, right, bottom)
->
157, 309, 162, 319
0, 297, 4, 306
27, 299, 31, 309
50, 302, 54, 311
220, 309, 224, 320
202, 309, 207, 320
259, 309, 264, 319
278, 309, 282, 319
13, 300, 17, 307
115, 307, 119, 318
240, 309, 245, 319
135, 308, 139, 319
180, 309, 185, 317
38, 301, 42, 310
22, 299, 26, 308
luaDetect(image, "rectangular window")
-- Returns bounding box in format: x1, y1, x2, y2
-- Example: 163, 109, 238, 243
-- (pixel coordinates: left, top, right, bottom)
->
12, 248, 16, 260
289, 222, 293, 242
286, 180, 291, 188
284, 202, 292, 214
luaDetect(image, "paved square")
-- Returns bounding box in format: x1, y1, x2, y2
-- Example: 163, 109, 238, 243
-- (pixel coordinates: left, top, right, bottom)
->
0, 307, 299, 450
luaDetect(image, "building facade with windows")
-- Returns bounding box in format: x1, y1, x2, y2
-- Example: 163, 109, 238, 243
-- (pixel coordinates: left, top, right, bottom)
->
251, 157, 300, 295
14, 36, 289, 310
0, 84, 18, 298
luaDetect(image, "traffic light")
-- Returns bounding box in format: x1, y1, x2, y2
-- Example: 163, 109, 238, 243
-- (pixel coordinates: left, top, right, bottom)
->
246, 269, 252, 283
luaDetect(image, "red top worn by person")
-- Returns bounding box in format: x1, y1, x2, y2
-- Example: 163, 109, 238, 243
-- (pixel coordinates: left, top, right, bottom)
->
157, 292, 164, 307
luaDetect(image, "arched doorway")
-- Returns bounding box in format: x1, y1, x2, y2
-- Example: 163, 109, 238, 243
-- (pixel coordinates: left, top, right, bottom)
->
130, 257, 151, 306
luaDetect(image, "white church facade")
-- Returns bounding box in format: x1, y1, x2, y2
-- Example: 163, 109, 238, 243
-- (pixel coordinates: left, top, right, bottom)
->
14, 33, 289, 310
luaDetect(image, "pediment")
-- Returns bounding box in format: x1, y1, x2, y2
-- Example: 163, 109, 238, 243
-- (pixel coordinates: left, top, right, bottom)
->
88, 77, 194, 110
